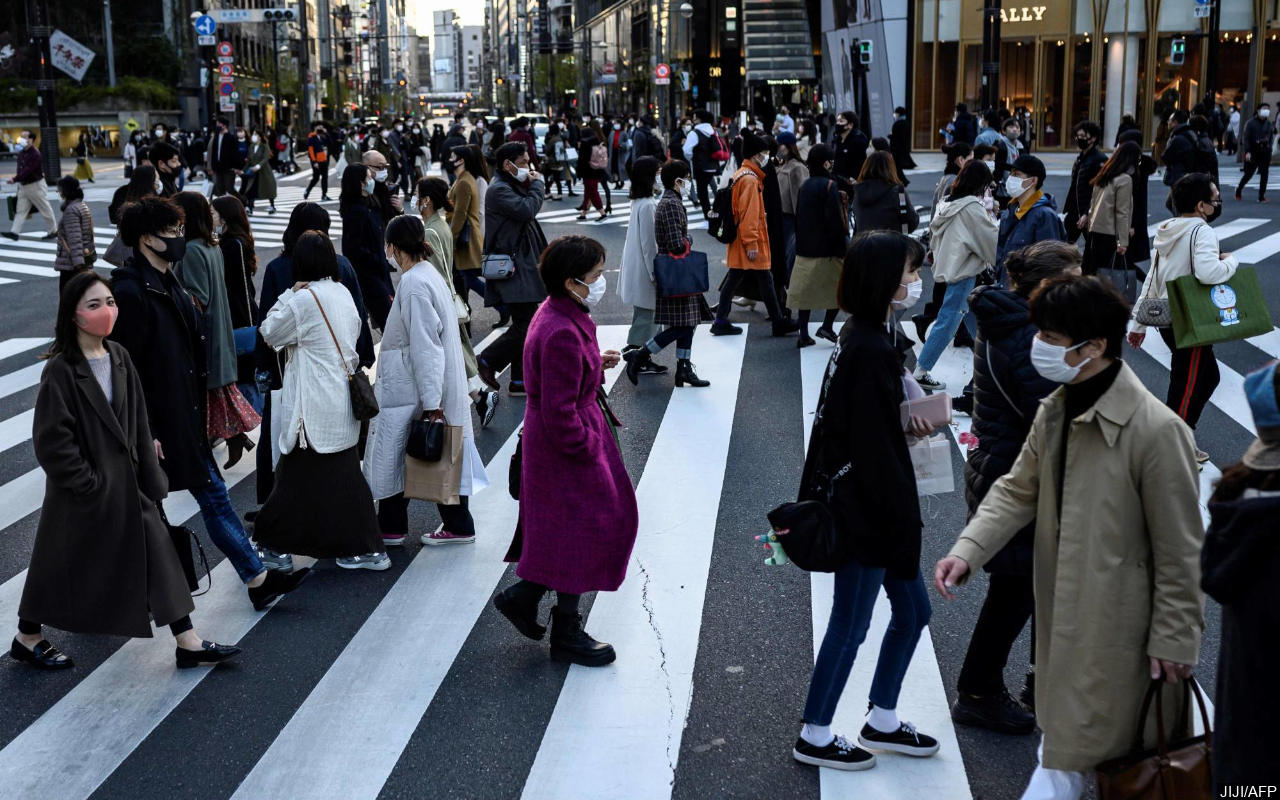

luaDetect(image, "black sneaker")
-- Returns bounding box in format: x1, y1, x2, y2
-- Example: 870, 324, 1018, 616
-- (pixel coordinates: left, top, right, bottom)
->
1020, 671, 1035, 711
637, 361, 668, 375
952, 393, 973, 416
793, 735, 876, 771
474, 390, 500, 428
857, 721, 940, 757
951, 689, 1036, 735
710, 321, 743, 336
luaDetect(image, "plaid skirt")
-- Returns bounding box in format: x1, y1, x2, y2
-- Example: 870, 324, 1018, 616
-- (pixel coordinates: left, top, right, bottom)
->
654, 293, 714, 328
207, 384, 262, 441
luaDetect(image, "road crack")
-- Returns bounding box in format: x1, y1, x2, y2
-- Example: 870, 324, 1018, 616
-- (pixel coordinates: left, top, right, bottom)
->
635, 555, 677, 784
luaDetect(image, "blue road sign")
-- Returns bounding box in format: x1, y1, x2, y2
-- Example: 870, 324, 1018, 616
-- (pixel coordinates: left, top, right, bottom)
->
194, 15, 217, 36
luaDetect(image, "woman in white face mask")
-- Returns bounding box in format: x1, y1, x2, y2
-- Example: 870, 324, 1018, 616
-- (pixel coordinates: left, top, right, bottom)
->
790, 230, 941, 772
617, 157, 664, 369
493, 235, 635, 667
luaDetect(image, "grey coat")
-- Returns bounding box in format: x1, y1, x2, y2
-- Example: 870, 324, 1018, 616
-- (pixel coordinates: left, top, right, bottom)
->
176, 239, 238, 388
483, 173, 548, 307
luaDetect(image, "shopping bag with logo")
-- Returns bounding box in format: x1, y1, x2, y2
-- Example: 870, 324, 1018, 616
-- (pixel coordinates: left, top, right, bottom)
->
909, 433, 954, 496
404, 424, 463, 505
1167, 266, 1273, 349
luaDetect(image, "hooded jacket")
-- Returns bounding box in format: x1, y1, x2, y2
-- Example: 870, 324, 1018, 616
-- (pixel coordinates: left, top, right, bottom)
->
851, 179, 918, 234
683, 122, 720, 174
996, 191, 1067, 269
928, 195, 998, 283
1131, 216, 1238, 333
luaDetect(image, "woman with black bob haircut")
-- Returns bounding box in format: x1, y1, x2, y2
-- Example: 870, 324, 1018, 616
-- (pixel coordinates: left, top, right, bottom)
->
255, 231, 387, 571
339, 162, 394, 330
792, 230, 941, 771
363, 214, 488, 550
788, 143, 848, 346
495, 235, 637, 667
14, 271, 240, 670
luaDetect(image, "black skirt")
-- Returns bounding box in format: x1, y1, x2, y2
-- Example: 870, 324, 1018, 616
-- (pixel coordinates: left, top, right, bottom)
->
253, 445, 382, 558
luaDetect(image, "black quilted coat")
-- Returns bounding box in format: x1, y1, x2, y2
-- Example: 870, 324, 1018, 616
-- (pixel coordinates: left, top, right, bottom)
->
964, 285, 1058, 575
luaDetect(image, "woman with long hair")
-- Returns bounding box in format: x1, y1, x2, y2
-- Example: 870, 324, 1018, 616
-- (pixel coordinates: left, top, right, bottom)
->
576, 126, 608, 221
1082, 141, 1140, 277
851, 151, 919, 234
339, 162, 394, 330
109, 164, 158, 225
445, 145, 487, 311
212, 195, 262, 420
172, 191, 261, 463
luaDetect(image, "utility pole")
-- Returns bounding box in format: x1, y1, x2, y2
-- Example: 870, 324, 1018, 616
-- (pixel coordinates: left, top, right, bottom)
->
1203, 0, 1221, 109
272, 19, 282, 127
300, 0, 312, 124
980, 0, 1001, 111
103, 0, 116, 87
25, 0, 60, 184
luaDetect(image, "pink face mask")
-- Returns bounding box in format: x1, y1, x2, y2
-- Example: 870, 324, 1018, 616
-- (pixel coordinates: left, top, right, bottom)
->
76, 304, 118, 338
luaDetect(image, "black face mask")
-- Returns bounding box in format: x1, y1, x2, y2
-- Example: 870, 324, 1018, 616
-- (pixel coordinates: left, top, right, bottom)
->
146, 235, 187, 263
1076, 138, 1091, 150
1204, 200, 1223, 224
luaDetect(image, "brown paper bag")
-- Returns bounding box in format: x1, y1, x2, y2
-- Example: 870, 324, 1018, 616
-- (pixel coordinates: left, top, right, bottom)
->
404, 424, 463, 505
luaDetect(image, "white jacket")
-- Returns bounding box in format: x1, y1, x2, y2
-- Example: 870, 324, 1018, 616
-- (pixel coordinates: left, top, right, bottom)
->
260, 279, 362, 458
928, 195, 998, 284
618, 195, 658, 309
1131, 216, 1239, 333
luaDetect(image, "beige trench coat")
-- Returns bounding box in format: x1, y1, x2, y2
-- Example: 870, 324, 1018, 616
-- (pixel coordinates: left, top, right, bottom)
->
948, 362, 1205, 771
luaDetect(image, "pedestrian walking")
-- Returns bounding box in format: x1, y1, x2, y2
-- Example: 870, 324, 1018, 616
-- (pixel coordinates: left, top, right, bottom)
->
619, 156, 665, 369
996, 156, 1067, 275
542, 122, 567, 200
302, 123, 331, 201
255, 231, 387, 570
830, 111, 870, 192
936, 274, 1204, 800
710, 131, 799, 337
12, 271, 241, 671
788, 145, 847, 347
1160, 110, 1198, 191
211, 195, 262, 418
1115, 129, 1158, 270
445, 145, 486, 311
476, 142, 548, 398
123, 132, 139, 178
851, 151, 919, 234
684, 110, 727, 217
949, 241, 1081, 736
494, 235, 636, 666
951, 103, 978, 145
1063, 121, 1106, 243
149, 141, 183, 197
792, 230, 940, 772
3, 129, 57, 241
1224, 104, 1242, 155
508, 117, 540, 171
622, 160, 712, 388
1127, 174, 1237, 460
172, 191, 261, 466
889, 107, 916, 184
53, 176, 95, 292
208, 118, 243, 197
110, 197, 309, 610
775, 132, 808, 290
339, 163, 395, 331
73, 131, 95, 183
1082, 141, 1139, 277
361, 149, 404, 230
242, 130, 278, 215
576, 128, 609, 220
1235, 102, 1274, 203
364, 215, 488, 550
1201, 361, 1280, 791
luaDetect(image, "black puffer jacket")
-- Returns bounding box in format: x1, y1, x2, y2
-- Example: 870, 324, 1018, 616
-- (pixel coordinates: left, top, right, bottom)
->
963, 285, 1057, 575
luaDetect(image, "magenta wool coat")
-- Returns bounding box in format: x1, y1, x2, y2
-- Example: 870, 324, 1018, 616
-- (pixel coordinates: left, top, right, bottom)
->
512, 295, 639, 594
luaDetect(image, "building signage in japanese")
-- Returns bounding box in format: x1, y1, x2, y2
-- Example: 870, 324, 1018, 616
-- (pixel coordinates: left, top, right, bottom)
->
49, 29, 95, 82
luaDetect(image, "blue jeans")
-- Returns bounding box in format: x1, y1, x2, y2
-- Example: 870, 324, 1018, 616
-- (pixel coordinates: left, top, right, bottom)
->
781, 214, 797, 280
917, 276, 978, 373
188, 455, 264, 583
803, 559, 931, 725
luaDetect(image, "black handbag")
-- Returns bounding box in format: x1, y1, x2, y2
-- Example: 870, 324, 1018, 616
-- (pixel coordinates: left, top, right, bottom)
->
766, 462, 851, 572
160, 505, 211, 596
307, 287, 380, 421
406, 414, 445, 461
508, 431, 523, 501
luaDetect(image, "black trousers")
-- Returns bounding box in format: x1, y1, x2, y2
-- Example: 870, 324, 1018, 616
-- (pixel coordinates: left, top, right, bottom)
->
20, 615, 192, 637
651, 325, 694, 351
1236, 155, 1271, 199
305, 161, 329, 196
481, 301, 537, 383
716, 269, 785, 323
1159, 327, 1218, 430
956, 573, 1035, 696
377, 493, 474, 537
694, 171, 716, 216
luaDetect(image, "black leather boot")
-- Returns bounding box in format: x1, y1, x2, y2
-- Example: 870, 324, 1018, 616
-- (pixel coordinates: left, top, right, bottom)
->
623, 348, 649, 385
549, 609, 615, 666
494, 582, 547, 641
674, 359, 710, 388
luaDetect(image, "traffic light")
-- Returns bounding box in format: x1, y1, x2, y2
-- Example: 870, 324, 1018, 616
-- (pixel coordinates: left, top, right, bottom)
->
858, 40, 873, 65
265, 8, 296, 22
1170, 38, 1186, 65
398, 78, 407, 87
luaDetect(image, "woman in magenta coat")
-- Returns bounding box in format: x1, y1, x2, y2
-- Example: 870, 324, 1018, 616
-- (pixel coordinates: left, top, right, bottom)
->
495, 235, 637, 667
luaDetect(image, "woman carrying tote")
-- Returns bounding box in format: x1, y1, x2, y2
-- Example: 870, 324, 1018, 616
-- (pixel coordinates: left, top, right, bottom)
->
363, 215, 487, 550
1082, 141, 1139, 277
255, 232, 387, 571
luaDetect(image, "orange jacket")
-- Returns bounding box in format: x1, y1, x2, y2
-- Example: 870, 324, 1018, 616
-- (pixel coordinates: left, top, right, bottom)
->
727, 160, 770, 270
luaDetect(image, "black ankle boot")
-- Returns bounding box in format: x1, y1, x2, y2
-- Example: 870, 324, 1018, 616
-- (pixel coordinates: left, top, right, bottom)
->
950, 688, 1036, 735
494, 583, 547, 640
623, 348, 649, 385
674, 359, 709, 387
550, 609, 615, 666
223, 432, 256, 469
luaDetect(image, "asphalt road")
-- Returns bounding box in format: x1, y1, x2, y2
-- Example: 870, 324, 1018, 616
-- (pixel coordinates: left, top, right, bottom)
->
0, 155, 1272, 799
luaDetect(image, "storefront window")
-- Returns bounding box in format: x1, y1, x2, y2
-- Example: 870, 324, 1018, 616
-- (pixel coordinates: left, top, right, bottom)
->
1040, 40, 1065, 148
1265, 34, 1280, 98
1071, 36, 1092, 129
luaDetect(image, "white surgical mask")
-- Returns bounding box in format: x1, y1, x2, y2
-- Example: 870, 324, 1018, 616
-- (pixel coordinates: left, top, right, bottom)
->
154, 129, 163, 136
251, 134, 260, 143
381, 130, 391, 139
365, 178, 376, 194
154, 179, 163, 194
1004, 175, 1031, 199
1030, 337, 1091, 383
575, 275, 606, 307
614, 123, 621, 130
683, 125, 692, 133
513, 165, 529, 182
375, 169, 388, 182
1261, 108, 1272, 119
892, 278, 923, 310
395, 124, 403, 132
758, 154, 771, 167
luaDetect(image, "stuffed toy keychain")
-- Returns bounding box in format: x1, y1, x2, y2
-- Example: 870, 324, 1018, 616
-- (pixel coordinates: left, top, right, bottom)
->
755, 529, 790, 566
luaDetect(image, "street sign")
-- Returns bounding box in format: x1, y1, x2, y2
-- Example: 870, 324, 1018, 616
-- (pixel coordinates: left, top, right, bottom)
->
250, 87, 262, 100
219, 64, 234, 77
198, 35, 216, 46
220, 98, 235, 112
230, 91, 240, 101
217, 41, 233, 58
193, 14, 216, 36
212, 8, 294, 24
220, 82, 235, 96
124, 118, 139, 132
218, 56, 235, 65
654, 63, 671, 85
219, 76, 235, 84
49, 29, 95, 81
1193, 5, 1211, 16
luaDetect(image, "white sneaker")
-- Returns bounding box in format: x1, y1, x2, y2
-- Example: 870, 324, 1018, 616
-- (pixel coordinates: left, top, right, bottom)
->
336, 552, 392, 571
257, 548, 294, 572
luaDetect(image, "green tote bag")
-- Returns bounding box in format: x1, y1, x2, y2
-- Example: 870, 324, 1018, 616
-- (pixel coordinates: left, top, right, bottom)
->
1167, 266, 1273, 349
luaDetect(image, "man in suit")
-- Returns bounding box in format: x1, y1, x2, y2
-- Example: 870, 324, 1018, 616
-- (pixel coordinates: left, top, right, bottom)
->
207, 118, 243, 197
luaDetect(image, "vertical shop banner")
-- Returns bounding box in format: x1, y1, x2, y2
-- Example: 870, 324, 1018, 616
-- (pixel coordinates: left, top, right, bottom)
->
49, 29, 95, 82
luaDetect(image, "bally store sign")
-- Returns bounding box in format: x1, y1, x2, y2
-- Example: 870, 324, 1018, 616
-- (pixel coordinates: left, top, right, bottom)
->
962, 2, 1069, 38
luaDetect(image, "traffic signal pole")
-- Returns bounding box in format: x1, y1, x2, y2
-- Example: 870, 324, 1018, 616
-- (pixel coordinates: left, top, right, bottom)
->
25, 0, 60, 185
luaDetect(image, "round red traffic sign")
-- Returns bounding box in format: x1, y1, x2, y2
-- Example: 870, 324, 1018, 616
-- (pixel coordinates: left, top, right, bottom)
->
217, 41, 233, 57
218, 64, 233, 77
654, 63, 671, 79
219, 82, 235, 96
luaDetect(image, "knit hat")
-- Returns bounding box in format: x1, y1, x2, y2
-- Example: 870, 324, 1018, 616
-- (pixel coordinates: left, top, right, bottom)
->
776, 131, 797, 147
741, 131, 769, 158
1011, 154, 1046, 186
1243, 361, 1280, 470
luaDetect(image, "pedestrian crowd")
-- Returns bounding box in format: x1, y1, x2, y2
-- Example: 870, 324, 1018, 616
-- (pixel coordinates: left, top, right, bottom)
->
3, 98, 1278, 797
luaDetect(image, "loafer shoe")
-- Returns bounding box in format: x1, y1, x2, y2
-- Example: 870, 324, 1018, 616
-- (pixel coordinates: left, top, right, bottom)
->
175, 640, 241, 669
10, 638, 74, 670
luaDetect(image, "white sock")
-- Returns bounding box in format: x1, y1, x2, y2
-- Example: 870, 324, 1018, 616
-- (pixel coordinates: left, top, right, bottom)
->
867, 705, 900, 733
800, 722, 834, 747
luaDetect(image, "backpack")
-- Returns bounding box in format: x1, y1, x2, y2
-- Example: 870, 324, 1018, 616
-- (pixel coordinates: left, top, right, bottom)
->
589, 142, 608, 170
709, 132, 730, 162
708, 173, 748, 244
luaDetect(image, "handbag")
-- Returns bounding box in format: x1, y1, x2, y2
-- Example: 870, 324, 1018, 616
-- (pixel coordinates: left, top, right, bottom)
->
480, 214, 527, 281
909, 434, 955, 495
159, 504, 211, 596
508, 430, 523, 501
306, 287, 380, 421
1133, 227, 1188, 328
1100, 251, 1137, 304
406, 413, 446, 462
766, 461, 852, 573
653, 241, 710, 298
404, 423, 463, 504
1095, 678, 1212, 800
589, 143, 608, 170
104, 234, 130, 267
564, 145, 579, 163
1168, 265, 1273, 349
